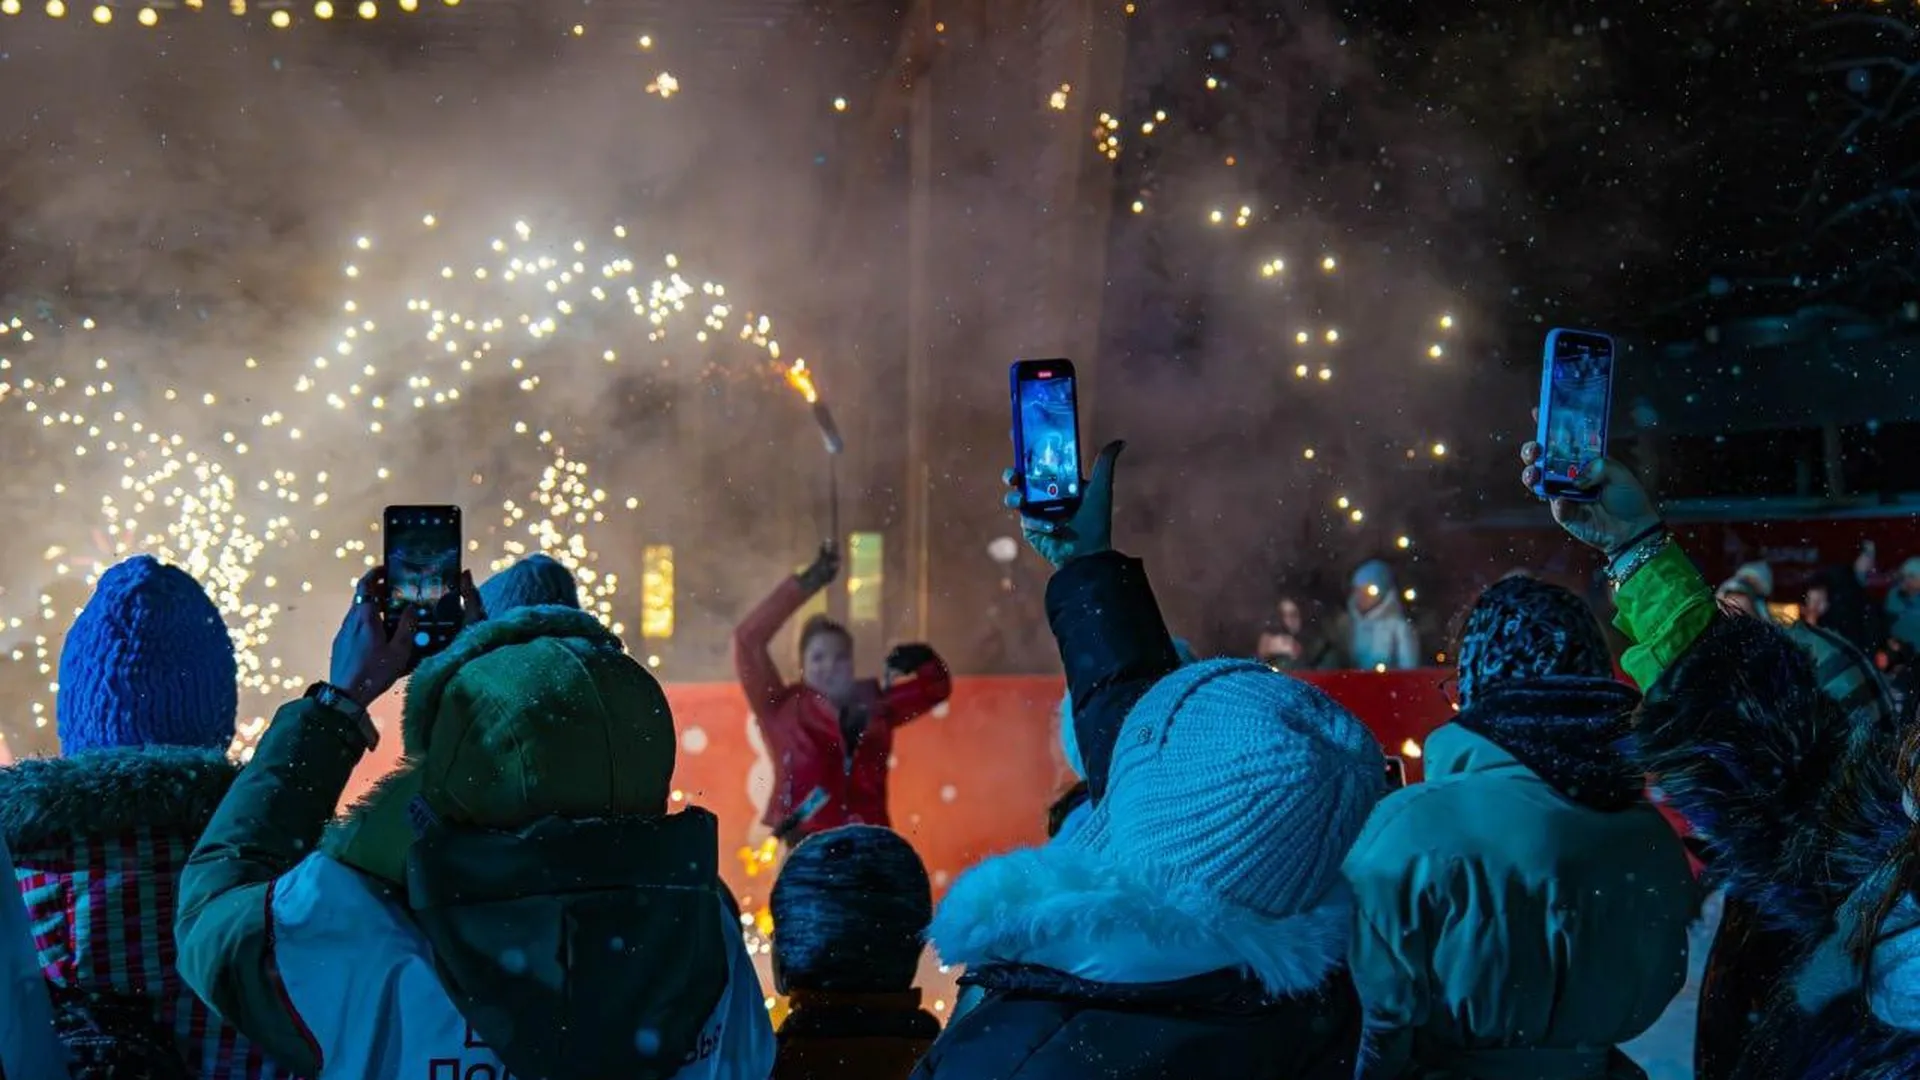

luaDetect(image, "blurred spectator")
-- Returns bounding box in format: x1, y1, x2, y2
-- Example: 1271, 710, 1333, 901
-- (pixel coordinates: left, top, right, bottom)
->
1342, 561, 1420, 671
1256, 597, 1334, 671
770, 826, 940, 1080
1344, 575, 1695, 1077
1803, 564, 1883, 658
1886, 557, 1920, 655
477, 552, 581, 614
1715, 560, 1774, 621
175, 577, 774, 1079
0, 555, 290, 1079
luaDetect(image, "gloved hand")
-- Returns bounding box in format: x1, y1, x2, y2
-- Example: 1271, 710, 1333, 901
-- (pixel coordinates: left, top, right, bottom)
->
885, 643, 941, 677
795, 542, 841, 593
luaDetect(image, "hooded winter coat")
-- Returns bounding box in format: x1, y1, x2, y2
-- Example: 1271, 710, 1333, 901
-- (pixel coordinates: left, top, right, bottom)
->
1624, 550, 1920, 1079
911, 553, 1365, 1080
0, 748, 292, 1080
1344, 562, 1420, 671
174, 607, 775, 1080
734, 577, 952, 839
1342, 681, 1696, 1080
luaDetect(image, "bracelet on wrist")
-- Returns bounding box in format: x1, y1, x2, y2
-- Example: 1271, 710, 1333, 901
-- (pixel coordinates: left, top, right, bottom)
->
1607, 531, 1672, 590
1605, 522, 1667, 563
304, 681, 380, 751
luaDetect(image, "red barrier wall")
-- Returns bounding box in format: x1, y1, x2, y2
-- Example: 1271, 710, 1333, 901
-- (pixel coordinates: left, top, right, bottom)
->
344, 669, 1458, 907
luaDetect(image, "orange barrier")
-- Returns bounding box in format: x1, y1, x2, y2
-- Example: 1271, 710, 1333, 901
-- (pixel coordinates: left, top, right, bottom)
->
344, 670, 1458, 906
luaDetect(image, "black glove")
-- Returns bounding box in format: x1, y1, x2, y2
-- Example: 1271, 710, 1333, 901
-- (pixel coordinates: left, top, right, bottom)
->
885, 643, 941, 676
795, 542, 841, 593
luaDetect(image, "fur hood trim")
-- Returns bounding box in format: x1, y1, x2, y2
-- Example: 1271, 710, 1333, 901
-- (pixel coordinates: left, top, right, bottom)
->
0, 746, 238, 850
928, 841, 1348, 998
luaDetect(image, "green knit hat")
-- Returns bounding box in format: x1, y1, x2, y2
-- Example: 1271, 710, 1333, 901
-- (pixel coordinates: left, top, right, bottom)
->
326, 605, 675, 882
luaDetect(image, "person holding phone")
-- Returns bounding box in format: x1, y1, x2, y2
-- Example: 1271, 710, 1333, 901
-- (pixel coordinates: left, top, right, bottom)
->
733, 545, 951, 847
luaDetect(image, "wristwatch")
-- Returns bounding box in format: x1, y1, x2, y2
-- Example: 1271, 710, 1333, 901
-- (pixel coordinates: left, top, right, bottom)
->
304, 681, 381, 751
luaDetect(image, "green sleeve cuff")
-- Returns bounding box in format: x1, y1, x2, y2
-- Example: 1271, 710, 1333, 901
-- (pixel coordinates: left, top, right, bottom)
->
1612, 543, 1717, 689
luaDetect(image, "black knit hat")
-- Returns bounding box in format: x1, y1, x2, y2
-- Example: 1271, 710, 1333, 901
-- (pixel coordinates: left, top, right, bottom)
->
770, 825, 932, 993
1456, 576, 1612, 707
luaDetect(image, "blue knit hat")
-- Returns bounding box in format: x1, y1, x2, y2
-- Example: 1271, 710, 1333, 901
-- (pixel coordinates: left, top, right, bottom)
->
477, 554, 581, 615
771, 825, 932, 992
56, 555, 237, 755
1455, 576, 1611, 708
1069, 659, 1385, 926
1352, 560, 1395, 595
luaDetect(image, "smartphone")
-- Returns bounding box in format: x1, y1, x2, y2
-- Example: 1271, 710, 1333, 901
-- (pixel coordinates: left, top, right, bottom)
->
1384, 755, 1408, 789
1533, 329, 1616, 503
1009, 359, 1083, 521
381, 505, 463, 659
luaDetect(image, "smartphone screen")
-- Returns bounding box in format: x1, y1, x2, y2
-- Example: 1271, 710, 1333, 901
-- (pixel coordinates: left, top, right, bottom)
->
1010, 359, 1083, 520
1384, 755, 1408, 789
382, 505, 462, 657
1535, 329, 1615, 501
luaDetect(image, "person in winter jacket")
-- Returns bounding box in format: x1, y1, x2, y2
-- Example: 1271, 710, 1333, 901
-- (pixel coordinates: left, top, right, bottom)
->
1258, 596, 1335, 671
0, 555, 293, 1080
770, 825, 941, 1080
1803, 563, 1885, 658
1519, 443, 1920, 1079
735, 544, 951, 844
913, 443, 1383, 1080
1047, 636, 1199, 848
174, 567, 775, 1080
1342, 574, 1696, 1079
477, 551, 581, 614
1343, 561, 1420, 671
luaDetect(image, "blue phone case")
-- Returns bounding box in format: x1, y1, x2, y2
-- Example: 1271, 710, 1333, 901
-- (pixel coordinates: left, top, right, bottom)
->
1533, 329, 1615, 503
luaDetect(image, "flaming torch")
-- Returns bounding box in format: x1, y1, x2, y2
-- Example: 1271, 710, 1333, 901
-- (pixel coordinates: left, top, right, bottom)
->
784, 360, 845, 548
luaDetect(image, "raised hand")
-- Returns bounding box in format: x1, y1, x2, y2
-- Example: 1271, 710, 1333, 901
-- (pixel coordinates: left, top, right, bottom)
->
796, 542, 841, 593
329, 566, 418, 707
1520, 443, 1661, 555
1002, 440, 1124, 569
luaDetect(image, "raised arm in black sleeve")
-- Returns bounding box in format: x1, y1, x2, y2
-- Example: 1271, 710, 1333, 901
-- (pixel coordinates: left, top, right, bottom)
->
1044, 550, 1181, 801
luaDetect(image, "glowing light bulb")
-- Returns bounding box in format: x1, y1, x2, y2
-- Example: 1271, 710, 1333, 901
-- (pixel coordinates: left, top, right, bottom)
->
1431, 443, 1447, 457
637, 34, 652, 48
357, 0, 375, 17
90, 3, 109, 21
1130, 200, 1145, 214
269, 8, 289, 25
1440, 314, 1454, 329
1396, 536, 1411, 549
313, 0, 332, 16
832, 97, 847, 111
1321, 256, 1337, 271
399, 0, 415, 8
137, 5, 156, 22
1303, 448, 1315, 459
1428, 344, 1444, 358
1400, 738, 1423, 759
0, 1, 19, 14
45, 0, 66, 17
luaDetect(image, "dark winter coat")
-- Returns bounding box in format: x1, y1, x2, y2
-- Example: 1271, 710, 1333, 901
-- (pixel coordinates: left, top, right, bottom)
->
1635, 614, 1918, 1078
910, 552, 1361, 1080
0, 746, 296, 1080
774, 989, 940, 1080
734, 577, 952, 839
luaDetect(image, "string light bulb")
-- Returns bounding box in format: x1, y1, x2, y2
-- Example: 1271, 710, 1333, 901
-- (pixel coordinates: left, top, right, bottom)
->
89, 3, 108, 22
45, 0, 65, 17
313, 0, 332, 16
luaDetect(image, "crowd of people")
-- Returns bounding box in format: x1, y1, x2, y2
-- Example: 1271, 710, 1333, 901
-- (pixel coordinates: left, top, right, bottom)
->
8, 435, 1920, 1079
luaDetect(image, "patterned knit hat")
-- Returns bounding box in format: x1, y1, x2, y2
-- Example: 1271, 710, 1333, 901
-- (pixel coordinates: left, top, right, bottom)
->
770, 825, 932, 993
1455, 575, 1612, 708
56, 555, 236, 755
1069, 659, 1384, 926
477, 553, 581, 615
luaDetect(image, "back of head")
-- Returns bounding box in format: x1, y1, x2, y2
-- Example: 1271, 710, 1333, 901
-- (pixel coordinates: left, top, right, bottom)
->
1455, 575, 1612, 707
1075, 659, 1385, 923
771, 825, 932, 993
477, 553, 581, 616
56, 555, 237, 755
405, 604, 676, 828
1351, 559, 1395, 594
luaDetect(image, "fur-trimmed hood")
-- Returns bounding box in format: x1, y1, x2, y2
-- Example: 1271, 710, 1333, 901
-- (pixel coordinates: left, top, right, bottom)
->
0, 746, 238, 851
928, 841, 1348, 998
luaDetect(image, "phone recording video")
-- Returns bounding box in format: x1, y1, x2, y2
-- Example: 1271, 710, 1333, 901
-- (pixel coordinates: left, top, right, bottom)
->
382, 505, 462, 658
1534, 329, 1616, 503
1384, 755, 1408, 789
1010, 359, 1083, 521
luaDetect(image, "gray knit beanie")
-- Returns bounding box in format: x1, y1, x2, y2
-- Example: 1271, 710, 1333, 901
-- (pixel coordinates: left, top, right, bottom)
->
477, 554, 581, 615
770, 825, 932, 992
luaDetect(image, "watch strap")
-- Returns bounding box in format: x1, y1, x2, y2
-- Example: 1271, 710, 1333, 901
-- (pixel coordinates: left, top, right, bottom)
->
304, 682, 380, 751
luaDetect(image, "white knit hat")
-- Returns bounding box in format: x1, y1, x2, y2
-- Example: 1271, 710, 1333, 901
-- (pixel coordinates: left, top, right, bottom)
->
1068, 658, 1385, 923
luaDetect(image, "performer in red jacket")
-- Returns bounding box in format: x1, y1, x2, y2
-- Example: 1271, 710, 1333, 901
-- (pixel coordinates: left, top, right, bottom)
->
734, 544, 952, 845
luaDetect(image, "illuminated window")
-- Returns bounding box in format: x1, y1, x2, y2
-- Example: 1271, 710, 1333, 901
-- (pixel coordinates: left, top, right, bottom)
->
848, 532, 883, 624
641, 545, 674, 639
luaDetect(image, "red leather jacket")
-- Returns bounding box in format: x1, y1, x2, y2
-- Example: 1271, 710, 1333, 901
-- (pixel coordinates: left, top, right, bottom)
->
733, 577, 951, 839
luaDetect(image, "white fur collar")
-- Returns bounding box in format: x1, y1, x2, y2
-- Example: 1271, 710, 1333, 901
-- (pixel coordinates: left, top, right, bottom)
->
928, 841, 1349, 998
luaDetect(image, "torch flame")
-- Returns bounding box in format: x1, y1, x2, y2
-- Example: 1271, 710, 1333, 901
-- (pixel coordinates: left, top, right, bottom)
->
784, 359, 819, 404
